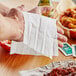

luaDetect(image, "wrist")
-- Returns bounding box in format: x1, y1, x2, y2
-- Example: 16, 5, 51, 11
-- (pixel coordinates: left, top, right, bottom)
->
8, 8, 25, 41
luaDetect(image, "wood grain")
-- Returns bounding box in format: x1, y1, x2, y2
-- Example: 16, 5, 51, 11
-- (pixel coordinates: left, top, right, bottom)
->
0, 47, 52, 76
0, 38, 76, 76
0, 1, 76, 76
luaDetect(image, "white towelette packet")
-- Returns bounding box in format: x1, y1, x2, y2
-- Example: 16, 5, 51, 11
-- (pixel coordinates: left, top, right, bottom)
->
10, 12, 58, 59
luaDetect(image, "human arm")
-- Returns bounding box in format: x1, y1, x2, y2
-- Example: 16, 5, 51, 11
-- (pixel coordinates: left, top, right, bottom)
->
0, 3, 10, 16
17, 6, 67, 48
0, 7, 67, 48
0, 8, 24, 41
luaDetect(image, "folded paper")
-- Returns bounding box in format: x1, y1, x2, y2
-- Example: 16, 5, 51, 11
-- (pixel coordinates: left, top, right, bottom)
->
10, 12, 58, 59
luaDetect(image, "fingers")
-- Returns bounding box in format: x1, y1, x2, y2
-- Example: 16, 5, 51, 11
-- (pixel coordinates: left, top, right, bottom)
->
58, 33, 67, 48
7, 8, 23, 22
57, 27, 64, 34
58, 41, 63, 48
57, 26, 68, 48
56, 21, 64, 34
17, 5, 25, 11
7, 8, 18, 19
58, 33, 67, 42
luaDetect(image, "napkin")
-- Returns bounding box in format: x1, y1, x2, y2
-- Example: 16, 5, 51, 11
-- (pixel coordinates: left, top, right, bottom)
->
10, 12, 58, 58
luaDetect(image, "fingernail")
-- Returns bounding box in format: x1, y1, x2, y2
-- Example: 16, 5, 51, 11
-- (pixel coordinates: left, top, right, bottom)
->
60, 44, 63, 48
59, 43, 63, 48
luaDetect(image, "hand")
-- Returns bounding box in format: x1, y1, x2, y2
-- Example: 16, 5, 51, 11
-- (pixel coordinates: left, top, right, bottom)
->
0, 7, 67, 48
57, 27, 67, 48
0, 3, 10, 16
0, 8, 24, 41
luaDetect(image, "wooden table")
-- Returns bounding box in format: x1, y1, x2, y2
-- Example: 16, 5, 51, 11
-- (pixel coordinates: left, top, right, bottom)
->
0, 38, 76, 76
0, 1, 76, 76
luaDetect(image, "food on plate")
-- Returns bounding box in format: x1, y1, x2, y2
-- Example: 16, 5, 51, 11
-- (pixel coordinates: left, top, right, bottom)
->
0, 40, 12, 51
44, 67, 76, 76
60, 8, 76, 29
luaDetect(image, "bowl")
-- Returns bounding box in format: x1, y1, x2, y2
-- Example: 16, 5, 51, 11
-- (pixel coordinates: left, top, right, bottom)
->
0, 40, 11, 51
58, 17, 76, 39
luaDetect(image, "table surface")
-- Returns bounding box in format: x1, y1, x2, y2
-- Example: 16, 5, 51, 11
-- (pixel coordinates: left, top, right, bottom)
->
0, 39, 76, 76
0, 1, 76, 76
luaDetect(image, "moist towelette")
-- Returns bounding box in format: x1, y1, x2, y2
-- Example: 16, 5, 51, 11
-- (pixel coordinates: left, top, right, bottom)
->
10, 12, 58, 58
